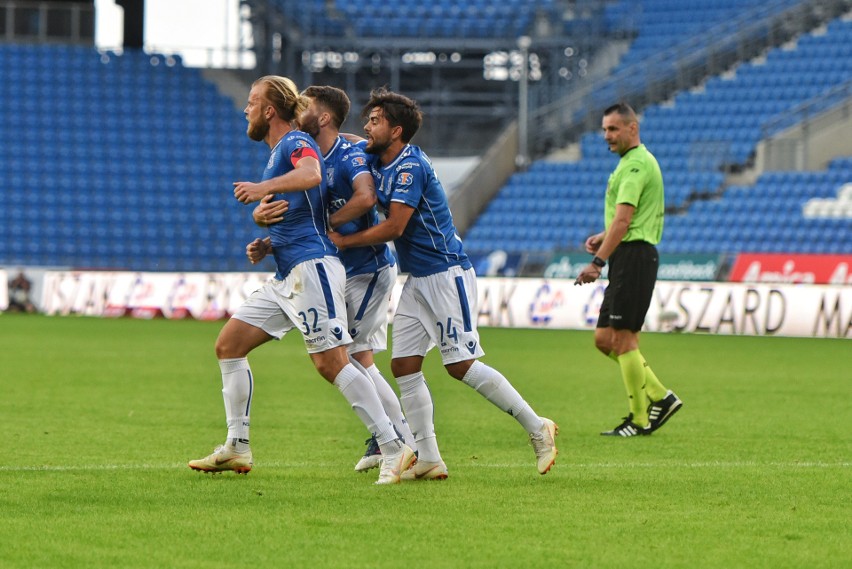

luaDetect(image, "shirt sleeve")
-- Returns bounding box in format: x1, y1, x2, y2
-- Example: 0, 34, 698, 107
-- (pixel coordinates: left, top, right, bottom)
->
290, 144, 319, 167
616, 158, 649, 206
343, 147, 371, 186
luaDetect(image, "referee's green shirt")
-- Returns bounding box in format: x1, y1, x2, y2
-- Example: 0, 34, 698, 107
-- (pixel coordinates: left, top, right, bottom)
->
604, 144, 665, 245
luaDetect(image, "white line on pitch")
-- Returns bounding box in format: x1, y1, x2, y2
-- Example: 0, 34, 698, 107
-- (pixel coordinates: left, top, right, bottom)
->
1, 461, 849, 472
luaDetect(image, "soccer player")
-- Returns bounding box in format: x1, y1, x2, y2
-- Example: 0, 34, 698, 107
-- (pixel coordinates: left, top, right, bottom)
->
188, 76, 415, 484
575, 102, 683, 437
247, 85, 415, 472
329, 88, 558, 480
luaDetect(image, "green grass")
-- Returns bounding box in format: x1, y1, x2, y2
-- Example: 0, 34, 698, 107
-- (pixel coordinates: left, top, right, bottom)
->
1, 313, 849, 568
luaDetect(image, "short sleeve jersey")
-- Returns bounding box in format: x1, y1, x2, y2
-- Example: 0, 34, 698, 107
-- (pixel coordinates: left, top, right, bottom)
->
263, 131, 336, 279
369, 144, 471, 277
605, 144, 665, 245
324, 136, 395, 278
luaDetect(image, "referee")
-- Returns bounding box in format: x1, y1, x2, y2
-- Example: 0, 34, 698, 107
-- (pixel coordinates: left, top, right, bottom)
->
575, 102, 683, 437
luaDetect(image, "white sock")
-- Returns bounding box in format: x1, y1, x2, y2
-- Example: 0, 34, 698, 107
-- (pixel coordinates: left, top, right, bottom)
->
333, 363, 397, 449
350, 358, 418, 453
397, 372, 442, 463
219, 358, 252, 452
461, 361, 543, 434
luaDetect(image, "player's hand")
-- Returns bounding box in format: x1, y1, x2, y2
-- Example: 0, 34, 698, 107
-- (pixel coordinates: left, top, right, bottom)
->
327, 230, 345, 250
574, 264, 601, 286
246, 237, 272, 264
252, 195, 289, 227
234, 181, 268, 204
584, 233, 604, 254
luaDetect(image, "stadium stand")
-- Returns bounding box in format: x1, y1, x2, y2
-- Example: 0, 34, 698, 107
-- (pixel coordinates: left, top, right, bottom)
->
265, 0, 561, 39
0, 45, 272, 272
0, 1, 849, 275
463, 13, 852, 260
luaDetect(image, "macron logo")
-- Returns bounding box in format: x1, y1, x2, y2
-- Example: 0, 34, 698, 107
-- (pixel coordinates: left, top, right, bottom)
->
465, 341, 477, 354
331, 327, 343, 340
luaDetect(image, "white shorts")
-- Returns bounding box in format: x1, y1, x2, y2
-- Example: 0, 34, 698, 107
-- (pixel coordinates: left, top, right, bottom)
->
392, 265, 485, 365
232, 256, 351, 354
345, 263, 397, 355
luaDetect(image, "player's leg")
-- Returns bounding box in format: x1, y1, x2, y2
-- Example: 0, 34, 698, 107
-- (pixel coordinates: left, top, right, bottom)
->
298, 258, 414, 483
600, 327, 670, 418
189, 284, 286, 473
599, 249, 649, 435
346, 265, 415, 469
432, 267, 558, 474
391, 280, 446, 480
602, 243, 679, 436
621, 243, 683, 427
611, 328, 650, 429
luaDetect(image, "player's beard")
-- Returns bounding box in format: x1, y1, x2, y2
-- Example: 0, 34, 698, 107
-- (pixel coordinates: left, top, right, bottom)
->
247, 115, 270, 141
364, 136, 389, 155
300, 115, 320, 138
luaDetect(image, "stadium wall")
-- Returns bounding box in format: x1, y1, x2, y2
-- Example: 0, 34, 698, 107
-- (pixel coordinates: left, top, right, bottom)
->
758, 92, 852, 171
14, 269, 851, 339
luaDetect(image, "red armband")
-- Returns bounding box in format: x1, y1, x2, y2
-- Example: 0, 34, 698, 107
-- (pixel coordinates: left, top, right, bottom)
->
290, 146, 319, 167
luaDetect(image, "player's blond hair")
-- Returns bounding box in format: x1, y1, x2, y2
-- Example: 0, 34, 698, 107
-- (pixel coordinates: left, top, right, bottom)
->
253, 75, 309, 123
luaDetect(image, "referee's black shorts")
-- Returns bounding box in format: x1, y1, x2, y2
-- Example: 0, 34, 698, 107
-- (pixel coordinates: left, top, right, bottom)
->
596, 241, 659, 332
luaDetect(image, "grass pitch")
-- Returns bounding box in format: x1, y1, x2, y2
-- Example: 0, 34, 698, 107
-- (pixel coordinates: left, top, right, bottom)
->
1, 314, 849, 568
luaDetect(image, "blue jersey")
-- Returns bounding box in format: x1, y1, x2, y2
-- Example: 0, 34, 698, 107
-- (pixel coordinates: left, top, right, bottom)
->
325, 136, 395, 278
263, 131, 335, 279
370, 144, 471, 277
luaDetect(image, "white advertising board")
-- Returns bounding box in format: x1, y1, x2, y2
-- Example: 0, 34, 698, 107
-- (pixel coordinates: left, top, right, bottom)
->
38, 272, 851, 339
0, 270, 7, 311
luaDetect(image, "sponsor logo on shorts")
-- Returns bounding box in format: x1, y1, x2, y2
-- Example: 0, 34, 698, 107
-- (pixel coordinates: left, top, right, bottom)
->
331, 327, 343, 340
465, 341, 477, 354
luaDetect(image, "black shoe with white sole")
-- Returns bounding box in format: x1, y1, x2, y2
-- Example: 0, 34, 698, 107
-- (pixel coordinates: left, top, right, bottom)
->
647, 391, 683, 432
601, 414, 651, 437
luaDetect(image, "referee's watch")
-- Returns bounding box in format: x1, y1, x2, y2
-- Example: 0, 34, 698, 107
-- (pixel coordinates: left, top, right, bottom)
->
591, 256, 606, 268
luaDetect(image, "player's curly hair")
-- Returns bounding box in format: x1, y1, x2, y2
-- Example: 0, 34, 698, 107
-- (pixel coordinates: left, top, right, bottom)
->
361, 87, 422, 143
253, 75, 309, 123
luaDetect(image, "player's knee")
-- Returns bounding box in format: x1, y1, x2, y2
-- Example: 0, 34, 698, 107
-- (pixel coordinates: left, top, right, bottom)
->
313, 360, 338, 383
214, 337, 234, 359
594, 332, 612, 355
445, 359, 473, 380
215, 334, 247, 359
391, 357, 421, 378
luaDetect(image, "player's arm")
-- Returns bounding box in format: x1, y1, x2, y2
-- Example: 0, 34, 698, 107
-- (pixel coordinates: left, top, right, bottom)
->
575, 203, 634, 285
340, 133, 366, 144
329, 201, 414, 250
328, 173, 377, 230
234, 154, 322, 204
